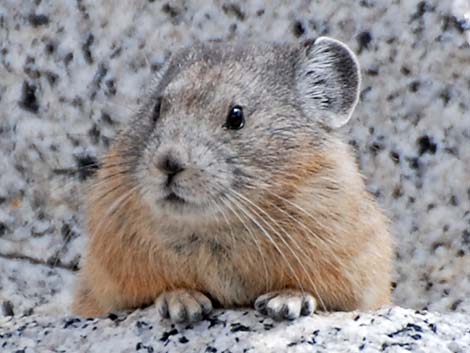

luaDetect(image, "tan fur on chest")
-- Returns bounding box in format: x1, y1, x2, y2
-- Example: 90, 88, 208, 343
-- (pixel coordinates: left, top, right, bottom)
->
73, 143, 392, 317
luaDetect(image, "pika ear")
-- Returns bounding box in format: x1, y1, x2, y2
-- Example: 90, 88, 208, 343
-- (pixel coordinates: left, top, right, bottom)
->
296, 37, 361, 129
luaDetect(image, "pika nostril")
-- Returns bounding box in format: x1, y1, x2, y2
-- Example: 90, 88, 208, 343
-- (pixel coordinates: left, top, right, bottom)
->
159, 155, 184, 180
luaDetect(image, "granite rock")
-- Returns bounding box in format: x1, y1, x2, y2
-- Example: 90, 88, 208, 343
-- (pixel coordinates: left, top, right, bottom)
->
0, 0, 469, 351
2, 307, 470, 353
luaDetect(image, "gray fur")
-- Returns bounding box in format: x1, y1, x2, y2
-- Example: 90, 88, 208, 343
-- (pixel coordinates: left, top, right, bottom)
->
118, 39, 360, 222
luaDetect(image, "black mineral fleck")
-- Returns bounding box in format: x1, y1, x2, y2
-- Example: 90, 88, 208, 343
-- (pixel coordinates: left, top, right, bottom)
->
410, 1, 434, 21
406, 157, 419, 170
401, 66, 411, 75
161, 3, 180, 18
64, 52, 74, 66
387, 322, 423, 338
2, 300, 14, 316
45, 71, 59, 86
357, 31, 372, 52
230, 323, 251, 332
19, 81, 39, 113
0, 222, 7, 236
82, 33, 94, 64
75, 154, 99, 181
222, 3, 245, 21
417, 135, 437, 155
409, 80, 420, 92
179, 336, 189, 343
28, 14, 50, 27
159, 328, 178, 341
390, 151, 400, 164
136, 342, 154, 353
63, 317, 81, 329
292, 21, 305, 37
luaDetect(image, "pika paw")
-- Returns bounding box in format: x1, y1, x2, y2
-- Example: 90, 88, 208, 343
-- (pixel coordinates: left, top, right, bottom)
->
155, 289, 213, 323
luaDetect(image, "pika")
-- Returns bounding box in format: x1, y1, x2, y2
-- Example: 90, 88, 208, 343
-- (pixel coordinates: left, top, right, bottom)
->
73, 37, 393, 322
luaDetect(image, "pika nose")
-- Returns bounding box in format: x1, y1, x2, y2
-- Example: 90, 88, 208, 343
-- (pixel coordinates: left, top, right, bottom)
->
158, 155, 184, 184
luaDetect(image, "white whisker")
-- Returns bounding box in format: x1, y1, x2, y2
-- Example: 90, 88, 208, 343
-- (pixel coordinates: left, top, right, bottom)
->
229, 189, 327, 311
223, 193, 305, 292
220, 196, 271, 292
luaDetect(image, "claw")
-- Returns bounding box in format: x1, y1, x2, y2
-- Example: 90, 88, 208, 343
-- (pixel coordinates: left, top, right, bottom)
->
255, 290, 316, 321
155, 289, 213, 323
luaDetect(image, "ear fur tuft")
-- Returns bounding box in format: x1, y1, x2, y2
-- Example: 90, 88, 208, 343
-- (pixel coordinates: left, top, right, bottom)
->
296, 36, 361, 128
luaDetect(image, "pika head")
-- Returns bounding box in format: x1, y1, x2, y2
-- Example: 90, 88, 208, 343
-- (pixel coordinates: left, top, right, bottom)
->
127, 37, 360, 223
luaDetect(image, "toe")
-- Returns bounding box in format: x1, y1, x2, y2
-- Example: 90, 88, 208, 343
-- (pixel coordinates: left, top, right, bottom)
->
156, 290, 212, 323
281, 295, 302, 320
155, 293, 169, 318
168, 294, 187, 323
266, 294, 301, 321
300, 294, 316, 316
265, 296, 285, 321
254, 292, 277, 314
179, 292, 204, 322
255, 290, 316, 320
191, 291, 213, 316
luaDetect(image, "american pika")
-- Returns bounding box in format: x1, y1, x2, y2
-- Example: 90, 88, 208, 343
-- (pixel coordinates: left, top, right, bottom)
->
73, 37, 393, 322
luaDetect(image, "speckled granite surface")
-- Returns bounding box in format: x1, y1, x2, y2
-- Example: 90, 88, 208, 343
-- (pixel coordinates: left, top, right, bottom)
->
0, 0, 469, 351
2, 307, 470, 353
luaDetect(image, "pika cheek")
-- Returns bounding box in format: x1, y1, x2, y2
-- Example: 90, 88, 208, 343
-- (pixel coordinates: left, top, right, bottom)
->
177, 170, 210, 192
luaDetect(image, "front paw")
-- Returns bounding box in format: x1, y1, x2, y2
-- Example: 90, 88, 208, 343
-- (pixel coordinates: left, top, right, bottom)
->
254, 290, 316, 321
155, 289, 213, 323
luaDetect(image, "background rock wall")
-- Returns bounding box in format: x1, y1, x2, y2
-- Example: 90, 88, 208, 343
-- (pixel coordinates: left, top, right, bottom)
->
0, 0, 469, 319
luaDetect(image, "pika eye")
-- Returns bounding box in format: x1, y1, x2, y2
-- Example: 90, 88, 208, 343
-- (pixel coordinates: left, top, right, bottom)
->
152, 97, 162, 124
224, 105, 245, 130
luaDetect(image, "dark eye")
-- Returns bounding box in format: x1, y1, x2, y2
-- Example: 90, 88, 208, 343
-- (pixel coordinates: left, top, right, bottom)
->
152, 97, 162, 124
224, 105, 245, 130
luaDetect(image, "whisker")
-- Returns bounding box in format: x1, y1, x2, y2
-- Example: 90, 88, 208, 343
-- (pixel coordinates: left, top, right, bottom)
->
229, 189, 327, 311
264, 190, 341, 248
267, 200, 345, 267
89, 184, 141, 242
223, 192, 306, 295
219, 196, 271, 292
264, 199, 353, 300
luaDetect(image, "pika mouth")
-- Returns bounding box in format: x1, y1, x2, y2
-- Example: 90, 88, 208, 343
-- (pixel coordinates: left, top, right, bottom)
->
164, 192, 186, 204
